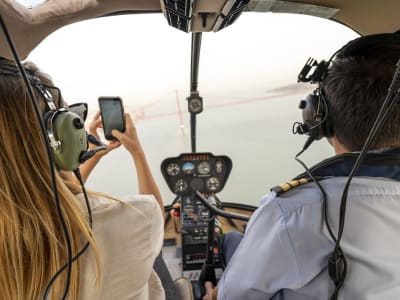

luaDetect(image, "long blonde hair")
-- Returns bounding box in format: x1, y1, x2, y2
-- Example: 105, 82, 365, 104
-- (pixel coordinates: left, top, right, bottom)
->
0, 59, 99, 299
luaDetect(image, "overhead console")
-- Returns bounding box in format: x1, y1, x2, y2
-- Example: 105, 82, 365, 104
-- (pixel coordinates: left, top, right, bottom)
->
161, 152, 232, 195
159, 0, 341, 33
160, 0, 250, 32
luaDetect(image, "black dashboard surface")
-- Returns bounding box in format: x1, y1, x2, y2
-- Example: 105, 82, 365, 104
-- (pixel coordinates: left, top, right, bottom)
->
161, 153, 232, 195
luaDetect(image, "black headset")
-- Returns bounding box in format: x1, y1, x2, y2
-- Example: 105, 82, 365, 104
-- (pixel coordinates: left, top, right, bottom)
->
295, 32, 400, 143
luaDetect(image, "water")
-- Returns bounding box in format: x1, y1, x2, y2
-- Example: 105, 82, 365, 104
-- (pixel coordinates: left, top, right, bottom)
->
85, 90, 333, 206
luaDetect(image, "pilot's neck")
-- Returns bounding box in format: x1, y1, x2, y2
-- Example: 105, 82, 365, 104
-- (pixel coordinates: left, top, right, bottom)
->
328, 136, 350, 155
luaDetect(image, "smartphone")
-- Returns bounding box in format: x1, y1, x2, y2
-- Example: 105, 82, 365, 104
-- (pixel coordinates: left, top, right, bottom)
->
98, 96, 126, 140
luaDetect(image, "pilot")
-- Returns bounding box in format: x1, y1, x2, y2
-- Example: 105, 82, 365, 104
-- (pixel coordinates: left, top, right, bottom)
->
0, 58, 165, 300
203, 33, 400, 299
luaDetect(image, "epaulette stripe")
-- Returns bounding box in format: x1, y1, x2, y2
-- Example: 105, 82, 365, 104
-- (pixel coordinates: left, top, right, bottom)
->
299, 178, 309, 184
281, 183, 292, 191
288, 180, 300, 187
270, 177, 315, 196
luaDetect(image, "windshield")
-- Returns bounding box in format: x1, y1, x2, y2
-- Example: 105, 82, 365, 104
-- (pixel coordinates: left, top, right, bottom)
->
29, 13, 358, 206
16, 0, 45, 8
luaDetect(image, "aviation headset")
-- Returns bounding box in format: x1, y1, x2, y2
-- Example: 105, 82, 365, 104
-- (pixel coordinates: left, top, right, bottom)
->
40, 86, 88, 171
295, 32, 400, 143
0, 62, 104, 171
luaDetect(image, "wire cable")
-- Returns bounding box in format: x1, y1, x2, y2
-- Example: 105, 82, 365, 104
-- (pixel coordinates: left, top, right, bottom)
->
295, 58, 400, 300
0, 13, 74, 300
335, 62, 400, 252
43, 168, 93, 299
295, 146, 348, 300
329, 59, 400, 299
294, 156, 336, 242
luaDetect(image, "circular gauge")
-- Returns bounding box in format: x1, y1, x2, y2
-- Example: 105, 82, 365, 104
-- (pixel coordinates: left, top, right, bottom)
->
182, 162, 196, 174
166, 163, 180, 176
215, 160, 225, 173
175, 179, 188, 193
206, 177, 220, 191
188, 98, 203, 114
197, 161, 211, 175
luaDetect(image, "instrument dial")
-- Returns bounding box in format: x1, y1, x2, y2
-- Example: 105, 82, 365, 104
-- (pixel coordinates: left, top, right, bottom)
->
175, 179, 188, 193
167, 163, 180, 176
197, 161, 211, 175
188, 98, 203, 114
215, 160, 225, 173
206, 177, 220, 191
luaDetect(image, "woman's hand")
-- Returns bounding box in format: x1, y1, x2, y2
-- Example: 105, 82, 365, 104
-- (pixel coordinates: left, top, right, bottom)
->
75, 111, 122, 183
111, 113, 143, 156
88, 111, 121, 156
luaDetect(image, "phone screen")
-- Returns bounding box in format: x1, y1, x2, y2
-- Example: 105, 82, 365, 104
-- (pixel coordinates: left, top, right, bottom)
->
98, 97, 125, 140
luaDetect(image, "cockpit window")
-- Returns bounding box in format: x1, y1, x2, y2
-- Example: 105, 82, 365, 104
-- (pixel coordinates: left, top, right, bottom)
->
16, 0, 46, 8
29, 13, 358, 206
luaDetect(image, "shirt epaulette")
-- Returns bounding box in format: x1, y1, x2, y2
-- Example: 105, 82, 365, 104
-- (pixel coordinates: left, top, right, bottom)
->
271, 178, 313, 196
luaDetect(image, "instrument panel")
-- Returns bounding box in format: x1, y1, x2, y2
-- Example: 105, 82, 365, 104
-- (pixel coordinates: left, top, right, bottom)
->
179, 194, 223, 282
161, 153, 232, 195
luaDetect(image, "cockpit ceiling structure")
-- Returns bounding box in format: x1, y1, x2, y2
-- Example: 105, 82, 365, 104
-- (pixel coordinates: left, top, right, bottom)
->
0, 0, 399, 60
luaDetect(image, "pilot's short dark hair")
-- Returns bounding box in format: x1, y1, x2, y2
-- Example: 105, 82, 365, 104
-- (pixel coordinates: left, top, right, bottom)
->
323, 43, 400, 151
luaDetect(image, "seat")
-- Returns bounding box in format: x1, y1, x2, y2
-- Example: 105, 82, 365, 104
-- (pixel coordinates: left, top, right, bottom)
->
174, 277, 194, 300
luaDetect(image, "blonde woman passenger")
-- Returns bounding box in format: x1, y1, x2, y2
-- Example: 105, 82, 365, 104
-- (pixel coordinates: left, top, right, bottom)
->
0, 58, 165, 300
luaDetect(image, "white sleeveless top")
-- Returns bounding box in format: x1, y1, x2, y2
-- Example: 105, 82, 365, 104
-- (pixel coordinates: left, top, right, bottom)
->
78, 194, 165, 300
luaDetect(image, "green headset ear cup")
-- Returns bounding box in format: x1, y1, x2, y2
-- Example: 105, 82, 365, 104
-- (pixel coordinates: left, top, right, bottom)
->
51, 111, 88, 171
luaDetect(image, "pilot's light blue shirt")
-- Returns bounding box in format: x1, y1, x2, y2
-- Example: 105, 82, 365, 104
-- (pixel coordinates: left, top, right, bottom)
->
218, 176, 400, 300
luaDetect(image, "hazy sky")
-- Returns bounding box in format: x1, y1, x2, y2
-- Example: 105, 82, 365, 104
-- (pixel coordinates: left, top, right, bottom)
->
28, 12, 358, 110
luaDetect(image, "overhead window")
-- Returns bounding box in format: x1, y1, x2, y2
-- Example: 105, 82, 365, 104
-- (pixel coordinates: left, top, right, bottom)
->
15, 0, 46, 8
